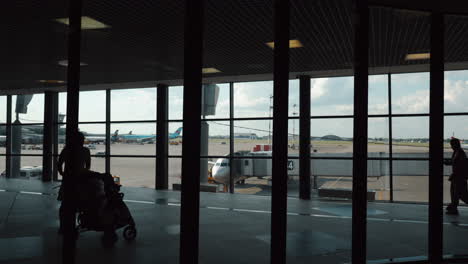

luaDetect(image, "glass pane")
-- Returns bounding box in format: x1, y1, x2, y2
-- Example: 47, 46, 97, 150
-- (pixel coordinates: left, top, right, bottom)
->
289, 79, 300, 118
368, 74, 388, 115
232, 157, 272, 196
169, 86, 183, 120
169, 158, 182, 190
80, 91, 106, 122
310, 76, 354, 116
313, 159, 353, 191
393, 160, 428, 202
10, 156, 42, 180
204, 121, 229, 156
288, 119, 299, 157
392, 117, 429, 158
111, 157, 155, 188
444, 70, 468, 113
79, 124, 107, 158
0, 96, 6, 123
443, 115, 468, 205
368, 160, 390, 201
0, 155, 4, 178
368, 117, 389, 156
89, 153, 105, 173
203, 83, 229, 120
110, 123, 156, 156
58, 92, 67, 124
10, 125, 44, 155
234, 120, 272, 155
168, 122, 183, 156
310, 118, 353, 157
111, 88, 157, 121
234, 81, 273, 118
12, 94, 44, 124
391, 72, 429, 114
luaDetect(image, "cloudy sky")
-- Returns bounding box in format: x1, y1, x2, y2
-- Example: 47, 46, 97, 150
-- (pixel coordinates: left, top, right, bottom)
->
1, 70, 468, 139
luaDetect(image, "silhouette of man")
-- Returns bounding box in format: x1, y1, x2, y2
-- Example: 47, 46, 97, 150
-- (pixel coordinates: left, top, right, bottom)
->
57, 131, 91, 232
445, 137, 468, 215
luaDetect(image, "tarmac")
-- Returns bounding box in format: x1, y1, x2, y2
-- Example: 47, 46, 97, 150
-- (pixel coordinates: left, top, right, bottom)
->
0, 140, 457, 203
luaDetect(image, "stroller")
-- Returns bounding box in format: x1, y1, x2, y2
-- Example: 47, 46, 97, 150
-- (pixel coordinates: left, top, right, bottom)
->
63, 171, 137, 246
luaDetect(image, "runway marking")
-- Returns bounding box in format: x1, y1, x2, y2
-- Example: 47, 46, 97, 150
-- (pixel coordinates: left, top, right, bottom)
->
328, 176, 343, 189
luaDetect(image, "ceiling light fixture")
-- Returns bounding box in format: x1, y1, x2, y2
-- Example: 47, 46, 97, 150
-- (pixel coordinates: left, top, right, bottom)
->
37, 80, 66, 84
58, 60, 87, 67
405, 53, 430, 60
55, 16, 110, 29
266, 39, 303, 49
202, 67, 221, 74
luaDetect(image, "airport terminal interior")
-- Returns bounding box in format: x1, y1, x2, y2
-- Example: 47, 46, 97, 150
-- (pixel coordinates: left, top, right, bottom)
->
2, 0, 468, 263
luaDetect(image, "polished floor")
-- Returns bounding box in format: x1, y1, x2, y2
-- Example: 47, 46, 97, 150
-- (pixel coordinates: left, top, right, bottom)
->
1, 178, 468, 264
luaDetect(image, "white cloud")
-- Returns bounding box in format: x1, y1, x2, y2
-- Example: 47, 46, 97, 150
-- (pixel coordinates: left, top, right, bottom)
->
310, 78, 328, 101
234, 85, 270, 108
444, 79, 468, 112
392, 90, 429, 113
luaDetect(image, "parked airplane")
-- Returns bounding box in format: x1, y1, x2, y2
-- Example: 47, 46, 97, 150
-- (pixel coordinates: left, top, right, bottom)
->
111, 127, 183, 143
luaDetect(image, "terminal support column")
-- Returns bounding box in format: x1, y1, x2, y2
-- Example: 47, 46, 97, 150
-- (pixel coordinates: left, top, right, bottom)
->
428, 9, 444, 264
42, 91, 55, 181
156, 83, 168, 190
299, 75, 311, 200
180, 0, 204, 263
106, 89, 110, 175
270, 0, 289, 263
351, 0, 368, 263
5, 95, 11, 178
52, 93, 59, 181
63, 0, 82, 262
229, 82, 234, 193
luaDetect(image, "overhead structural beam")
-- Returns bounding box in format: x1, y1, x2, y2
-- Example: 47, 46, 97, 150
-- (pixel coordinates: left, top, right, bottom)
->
179, 0, 204, 263
270, 0, 289, 263
156, 83, 169, 190
428, 9, 444, 264
352, 0, 369, 263
299, 75, 311, 200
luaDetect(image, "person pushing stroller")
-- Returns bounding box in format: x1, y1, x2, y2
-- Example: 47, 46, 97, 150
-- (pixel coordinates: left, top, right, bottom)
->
57, 131, 135, 245
57, 131, 91, 233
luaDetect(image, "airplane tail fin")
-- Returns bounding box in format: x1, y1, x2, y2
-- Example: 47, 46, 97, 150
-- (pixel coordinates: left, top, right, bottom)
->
113, 130, 119, 137
174, 127, 183, 135
129, 131, 133, 135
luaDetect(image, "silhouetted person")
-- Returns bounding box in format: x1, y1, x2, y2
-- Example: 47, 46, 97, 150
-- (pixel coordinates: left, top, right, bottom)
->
445, 137, 468, 215
58, 131, 91, 232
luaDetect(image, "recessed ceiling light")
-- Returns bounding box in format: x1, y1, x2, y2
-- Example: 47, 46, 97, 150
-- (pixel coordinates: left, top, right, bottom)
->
266, 39, 303, 49
405, 53, 430, 60
202, 67, 221, 74
55, 16, 110, 29
37, 80, 66, 84
58, 60, 87, 66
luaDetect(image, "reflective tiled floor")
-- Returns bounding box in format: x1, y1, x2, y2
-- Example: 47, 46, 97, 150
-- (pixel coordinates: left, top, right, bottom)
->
1, 178, 468, 263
